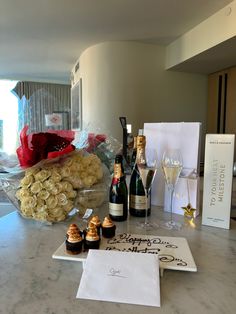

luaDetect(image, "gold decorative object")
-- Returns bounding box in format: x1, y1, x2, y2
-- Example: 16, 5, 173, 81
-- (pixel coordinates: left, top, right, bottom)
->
181, 173, 197, 218
181, 203, 196, 218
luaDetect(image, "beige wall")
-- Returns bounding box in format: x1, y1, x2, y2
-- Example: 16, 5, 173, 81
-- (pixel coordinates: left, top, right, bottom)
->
72, 41, 208, 159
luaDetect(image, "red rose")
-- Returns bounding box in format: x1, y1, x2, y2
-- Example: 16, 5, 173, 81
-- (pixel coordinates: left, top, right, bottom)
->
16, 126, 75, 167
86, 133, 106, 153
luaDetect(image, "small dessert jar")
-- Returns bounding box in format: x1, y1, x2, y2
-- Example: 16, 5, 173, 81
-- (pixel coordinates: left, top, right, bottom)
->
65, 233, 83, 255
89, 215, 101, 235
83, 220, 100, 239
101, 216, 116, 238
66, 223, 83, 239
85, 226, 100, 250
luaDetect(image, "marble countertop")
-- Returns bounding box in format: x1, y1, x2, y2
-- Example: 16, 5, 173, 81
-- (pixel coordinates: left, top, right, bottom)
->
0, 207, 236, 314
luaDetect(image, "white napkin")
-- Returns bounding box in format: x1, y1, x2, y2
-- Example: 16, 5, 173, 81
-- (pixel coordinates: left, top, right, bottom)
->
76, 250, 160, 307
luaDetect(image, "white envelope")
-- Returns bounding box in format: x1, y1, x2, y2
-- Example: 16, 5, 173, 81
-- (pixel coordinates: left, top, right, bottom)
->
77, 250, 160, 307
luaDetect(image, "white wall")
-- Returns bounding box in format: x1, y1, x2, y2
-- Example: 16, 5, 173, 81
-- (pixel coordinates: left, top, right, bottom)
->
166, 0, 236, 69
73, 41, 207, 159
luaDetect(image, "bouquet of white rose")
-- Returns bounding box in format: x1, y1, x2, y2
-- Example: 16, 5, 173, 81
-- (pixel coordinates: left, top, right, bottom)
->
0, 126, 114, 223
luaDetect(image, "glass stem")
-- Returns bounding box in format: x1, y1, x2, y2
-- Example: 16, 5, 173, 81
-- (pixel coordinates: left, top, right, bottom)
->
144, 189, 149, 226
170, 188, 174, 223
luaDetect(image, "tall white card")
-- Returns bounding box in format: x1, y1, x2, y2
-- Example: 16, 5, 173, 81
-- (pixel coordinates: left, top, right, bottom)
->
144, 122, 201, 216
202, 134, 235, 229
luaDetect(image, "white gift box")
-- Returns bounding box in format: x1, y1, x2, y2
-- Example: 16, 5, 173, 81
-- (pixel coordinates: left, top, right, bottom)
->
202, 134, 235, 229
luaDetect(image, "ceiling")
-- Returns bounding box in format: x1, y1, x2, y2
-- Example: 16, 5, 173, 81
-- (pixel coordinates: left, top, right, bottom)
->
0, 0, 233, 83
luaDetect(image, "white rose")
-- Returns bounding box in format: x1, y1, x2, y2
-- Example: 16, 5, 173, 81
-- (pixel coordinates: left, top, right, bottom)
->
34, 169, 51, 182
43, 179, 55, 191
57, 193, 68, 206
21, 195, 37, 209
50, 171, 62, 183
50, 183, 63, 195
20, 175, 34, 187
46, 195, 58, 209
30, 181, 43, 194
16, 188, 31, 200
38, 189, 50, 200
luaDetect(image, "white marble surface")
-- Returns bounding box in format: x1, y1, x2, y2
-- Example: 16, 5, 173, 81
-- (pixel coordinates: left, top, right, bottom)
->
0, 203, 16, 218
0, 206, 236, 314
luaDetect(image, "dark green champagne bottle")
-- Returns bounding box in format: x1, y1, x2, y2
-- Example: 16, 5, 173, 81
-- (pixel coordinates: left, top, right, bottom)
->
109, 155, 128, 221
129, 135, 151, 217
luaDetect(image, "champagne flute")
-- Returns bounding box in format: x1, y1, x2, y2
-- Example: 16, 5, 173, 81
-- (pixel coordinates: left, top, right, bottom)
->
137, 148, 157, 230
162, 149, 183, 230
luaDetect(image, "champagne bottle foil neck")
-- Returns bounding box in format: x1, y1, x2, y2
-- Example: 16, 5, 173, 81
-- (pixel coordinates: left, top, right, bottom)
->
137, 135, 146, 147
136, 147, 146, 165
113, 163, 123, 179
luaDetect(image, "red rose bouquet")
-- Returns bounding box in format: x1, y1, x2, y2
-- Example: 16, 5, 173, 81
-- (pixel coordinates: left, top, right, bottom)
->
16, 125, 75, 167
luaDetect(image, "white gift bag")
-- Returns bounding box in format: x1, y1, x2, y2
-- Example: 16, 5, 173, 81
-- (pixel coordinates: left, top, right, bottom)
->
144, 122, 201, 216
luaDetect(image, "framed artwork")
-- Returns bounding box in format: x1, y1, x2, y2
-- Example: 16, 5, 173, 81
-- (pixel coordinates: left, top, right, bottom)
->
45, 111, 70, 130
71, 78, 82, 130
45, 113, 63, 127
53, 111, 70, 129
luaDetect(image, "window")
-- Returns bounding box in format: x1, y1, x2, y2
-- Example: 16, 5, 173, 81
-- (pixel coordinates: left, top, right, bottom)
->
0, 80, 18, 155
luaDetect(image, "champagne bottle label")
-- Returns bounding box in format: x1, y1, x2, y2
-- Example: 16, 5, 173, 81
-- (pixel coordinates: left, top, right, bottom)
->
109, 202, 123, 216
130, 194, 150, 210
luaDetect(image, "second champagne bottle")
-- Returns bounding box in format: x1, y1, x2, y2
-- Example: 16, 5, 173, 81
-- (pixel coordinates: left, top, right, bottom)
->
129, 135, 151, 217
109, 154, 128, 221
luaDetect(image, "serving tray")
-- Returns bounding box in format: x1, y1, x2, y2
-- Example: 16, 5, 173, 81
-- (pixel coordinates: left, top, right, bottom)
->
52, 233, 197, 273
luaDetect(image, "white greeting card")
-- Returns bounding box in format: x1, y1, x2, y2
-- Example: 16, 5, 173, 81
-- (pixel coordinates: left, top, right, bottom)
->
144, 122, 201, 216
77, 250, 160, 307
202, 134, 235, 229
